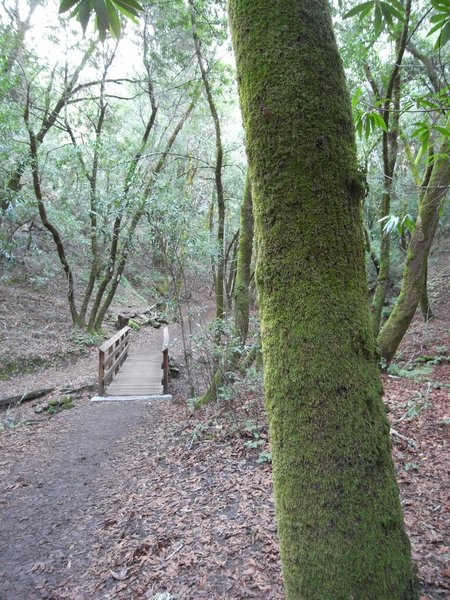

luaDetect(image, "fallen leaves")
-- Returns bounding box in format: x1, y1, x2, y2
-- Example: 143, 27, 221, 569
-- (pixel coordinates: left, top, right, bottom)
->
110, 567, 129, 581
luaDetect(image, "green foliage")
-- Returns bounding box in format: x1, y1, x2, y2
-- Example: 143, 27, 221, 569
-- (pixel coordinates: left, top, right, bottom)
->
412, 118, 450, 155
70, 328, 103, 347
0, 357, 51, 381
352, 88, 388, 140
256, 450, 272, 464
343, 0, 405, 35
379, 213, 415, 235
387, 363, 434, 379
403, 462, 419, 472
189, 421, 209, 441
428, 0, 450, 49
417, 353, 449, 365
128, 318, 140, 331
59, 0, 143, 40
243, 420, 266, 449
191, 317, 246, 397
39, 395, 75, 415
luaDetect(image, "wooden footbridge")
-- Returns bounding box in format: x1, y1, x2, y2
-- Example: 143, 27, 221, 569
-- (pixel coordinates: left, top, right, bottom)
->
91, 326, 172, 402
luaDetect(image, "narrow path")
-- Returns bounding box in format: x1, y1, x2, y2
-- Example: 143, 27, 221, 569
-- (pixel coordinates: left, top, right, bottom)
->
0, 399, 168, 599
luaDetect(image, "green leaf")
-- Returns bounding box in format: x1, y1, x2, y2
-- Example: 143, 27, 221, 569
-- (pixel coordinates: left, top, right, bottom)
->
106, 0, 121, 38
372, 112, 388, 131
379, 2, 393, 26
111, 0, 139, 21
379, 1, 404, 21
438, 21, 450, 48
374, 3, 383, 35
365, 115, 372, 140
401, 214, 415, 233
111, 0, 143, 14
343, 1, 374, 19
356, 116, 363, 138
428, 21, 444, 37
430, 13, 448, 23
431, 0, 449, 9
403, 462, 419, 472
59, 0, 80, 14
386, 0, 405, 13
435, 125, 450, 137
352, 87, 362, 109
78, 0, 92, 34
93, 0, 110, 38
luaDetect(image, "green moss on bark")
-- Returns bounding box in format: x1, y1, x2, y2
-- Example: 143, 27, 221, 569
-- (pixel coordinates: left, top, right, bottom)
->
228, 1, 417, 598
234, 171, 254, 344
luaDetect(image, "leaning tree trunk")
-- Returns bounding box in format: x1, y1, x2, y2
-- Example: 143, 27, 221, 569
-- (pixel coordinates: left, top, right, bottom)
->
378, 130, 450, 363
228, 1, 416, 599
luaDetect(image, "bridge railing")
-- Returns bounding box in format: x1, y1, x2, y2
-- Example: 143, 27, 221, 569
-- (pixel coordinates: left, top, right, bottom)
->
98, 326, 130, 395
162, 327, 169, 394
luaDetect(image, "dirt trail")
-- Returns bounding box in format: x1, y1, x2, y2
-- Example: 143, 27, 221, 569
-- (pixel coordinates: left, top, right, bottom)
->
0, 399, 169, 600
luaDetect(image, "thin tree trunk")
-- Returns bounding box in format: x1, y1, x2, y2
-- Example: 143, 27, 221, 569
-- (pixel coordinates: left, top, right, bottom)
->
86, 61, 159, 330
194, 172, 254, 409
189, 0, 226, 319
229, 1, 416, 598
1, 42, 96, 225
233, 172, 253, 344
90, 96, 197, 330
225, 228, 239, 309
25, 93, 79, 326
369, 3, 411, 335
364, 226, 380, 276
378, 125, 450, 363
67, 102, 106, 325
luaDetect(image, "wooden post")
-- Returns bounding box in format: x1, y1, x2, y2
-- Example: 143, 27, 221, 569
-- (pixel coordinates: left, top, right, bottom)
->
98, 349, 105, 396
162, 327, 169, 394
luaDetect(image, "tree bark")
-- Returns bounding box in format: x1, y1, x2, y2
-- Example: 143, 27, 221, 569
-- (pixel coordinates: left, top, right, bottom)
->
229, 1, 416, 598
419, 260, 434, 322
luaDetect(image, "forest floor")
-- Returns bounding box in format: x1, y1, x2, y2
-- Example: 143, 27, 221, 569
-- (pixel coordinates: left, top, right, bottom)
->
0, 247, 449, 599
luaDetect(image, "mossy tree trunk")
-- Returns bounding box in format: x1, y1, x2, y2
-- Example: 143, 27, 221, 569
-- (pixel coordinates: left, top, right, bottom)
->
419, 261, 433, 322
378, 127, 450, 363
229, 1, 416, 598
233, 171, 253, 344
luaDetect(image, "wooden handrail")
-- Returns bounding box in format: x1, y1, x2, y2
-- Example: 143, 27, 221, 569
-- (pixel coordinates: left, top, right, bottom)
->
161, 327, 169, 394
98, 326, 130, 395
